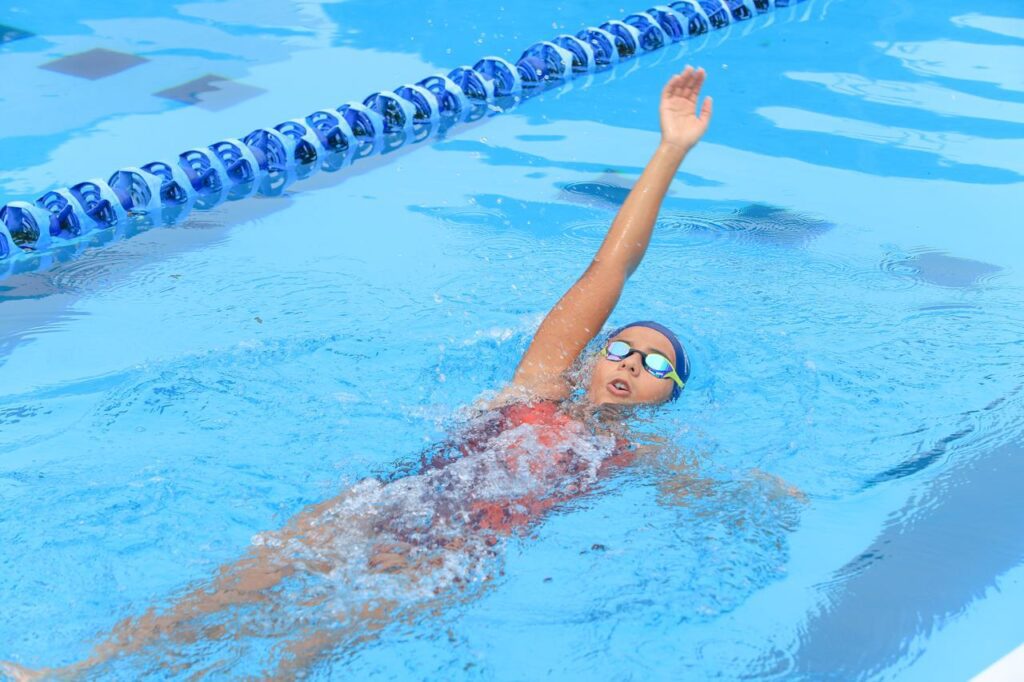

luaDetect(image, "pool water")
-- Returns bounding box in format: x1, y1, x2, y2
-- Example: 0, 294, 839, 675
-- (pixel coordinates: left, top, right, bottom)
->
1, 0, 1023, 679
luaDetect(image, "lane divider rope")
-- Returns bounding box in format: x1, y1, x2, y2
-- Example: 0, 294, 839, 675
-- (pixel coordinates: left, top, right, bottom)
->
0, 0, 807, 274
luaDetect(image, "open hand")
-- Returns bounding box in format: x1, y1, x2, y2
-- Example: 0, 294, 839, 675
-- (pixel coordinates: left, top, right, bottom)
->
659, 66, 713, 152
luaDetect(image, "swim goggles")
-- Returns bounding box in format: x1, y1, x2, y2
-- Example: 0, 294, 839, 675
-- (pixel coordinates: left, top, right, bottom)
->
601, 340, 685, 390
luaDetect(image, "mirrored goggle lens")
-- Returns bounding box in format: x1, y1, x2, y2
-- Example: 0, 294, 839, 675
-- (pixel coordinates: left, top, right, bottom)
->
644, 353, 673, 375
606, 341, 631, 359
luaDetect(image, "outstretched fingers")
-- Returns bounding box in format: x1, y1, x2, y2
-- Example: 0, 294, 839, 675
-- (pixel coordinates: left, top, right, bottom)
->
680, 66, 706, 102
660, 65, 713, 147
700, 95, 713, 125
665, 66, 693, 94
661, 72, 681, 100
677, 67, 712, 122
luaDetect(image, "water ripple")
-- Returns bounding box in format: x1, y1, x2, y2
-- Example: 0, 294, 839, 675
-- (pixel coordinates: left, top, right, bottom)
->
880, 248, 1003, 289
665, 205, 834, 248
565, 205, 834, 251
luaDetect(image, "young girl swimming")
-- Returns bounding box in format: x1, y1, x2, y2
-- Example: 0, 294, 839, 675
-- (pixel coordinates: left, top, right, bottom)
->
3, 65, 713, 680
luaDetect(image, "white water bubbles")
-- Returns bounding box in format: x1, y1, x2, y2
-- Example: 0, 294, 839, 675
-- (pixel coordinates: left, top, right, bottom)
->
244, 400, 622, 622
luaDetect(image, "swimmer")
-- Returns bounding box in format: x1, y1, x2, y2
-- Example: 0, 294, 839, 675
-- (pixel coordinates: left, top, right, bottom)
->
1, 66, 714, 680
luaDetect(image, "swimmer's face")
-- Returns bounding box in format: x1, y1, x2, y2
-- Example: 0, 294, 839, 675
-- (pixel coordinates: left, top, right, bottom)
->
586, 325, 677, 406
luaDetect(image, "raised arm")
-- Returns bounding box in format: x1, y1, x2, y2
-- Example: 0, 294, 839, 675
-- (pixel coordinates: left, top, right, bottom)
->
511, 66, 713, 398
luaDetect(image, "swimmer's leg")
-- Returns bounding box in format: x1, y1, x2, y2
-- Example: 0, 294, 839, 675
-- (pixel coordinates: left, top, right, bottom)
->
19, 544, 298, 679
38, 490, 365, 677
0, 546, 295, 682
266, 539, 489, 677
269, 598, 401, 679
0, 661, 41, 682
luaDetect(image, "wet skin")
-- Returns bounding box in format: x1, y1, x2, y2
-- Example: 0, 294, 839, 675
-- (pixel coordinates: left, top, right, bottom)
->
586, 325, 678, 406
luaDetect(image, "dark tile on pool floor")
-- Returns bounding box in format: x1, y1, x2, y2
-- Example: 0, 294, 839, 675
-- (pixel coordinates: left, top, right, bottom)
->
898, 251, 1002, 288
560, 175, 632, 207
1, 24, 33, 44
154, 75, 265, 111
40, 48, 148, 80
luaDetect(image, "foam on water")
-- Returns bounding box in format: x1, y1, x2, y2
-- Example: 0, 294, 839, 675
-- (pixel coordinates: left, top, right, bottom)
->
70, 398, 632, 675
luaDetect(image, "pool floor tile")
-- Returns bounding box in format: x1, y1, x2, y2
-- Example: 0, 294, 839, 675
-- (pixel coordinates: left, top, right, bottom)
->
154, 74, 265, 111
40, 48, 148, 80
0, 24, 33, 43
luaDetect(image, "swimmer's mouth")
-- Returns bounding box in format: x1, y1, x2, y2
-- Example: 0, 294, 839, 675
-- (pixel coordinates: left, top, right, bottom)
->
607, 379, 631, 397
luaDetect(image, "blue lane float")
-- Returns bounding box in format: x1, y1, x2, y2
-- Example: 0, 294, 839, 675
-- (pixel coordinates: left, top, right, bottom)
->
0, 0, 807, 275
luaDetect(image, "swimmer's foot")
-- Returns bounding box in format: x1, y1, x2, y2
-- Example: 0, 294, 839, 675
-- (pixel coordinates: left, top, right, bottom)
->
1, 659, 95, 682
750, 468, 808, 503
0, 661, 47, 682
368, 542, 414, 573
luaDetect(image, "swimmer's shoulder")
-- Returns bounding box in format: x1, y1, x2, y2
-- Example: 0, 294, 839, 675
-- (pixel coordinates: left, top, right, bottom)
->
479, 382, 568, 413
485, 377, 571, 411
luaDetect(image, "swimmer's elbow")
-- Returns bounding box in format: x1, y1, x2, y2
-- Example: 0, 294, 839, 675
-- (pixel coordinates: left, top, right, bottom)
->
583, 259, 629, 287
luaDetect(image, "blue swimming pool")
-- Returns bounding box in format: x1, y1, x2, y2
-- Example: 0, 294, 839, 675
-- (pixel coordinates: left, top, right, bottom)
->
2, 0, 1023, 679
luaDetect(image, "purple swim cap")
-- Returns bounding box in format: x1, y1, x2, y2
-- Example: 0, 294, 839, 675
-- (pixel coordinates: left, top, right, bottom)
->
606, 320, 691, 401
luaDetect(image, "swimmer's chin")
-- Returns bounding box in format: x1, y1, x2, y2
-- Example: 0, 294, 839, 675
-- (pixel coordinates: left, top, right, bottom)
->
584, 388, 644, 409
581, 396, 640, 421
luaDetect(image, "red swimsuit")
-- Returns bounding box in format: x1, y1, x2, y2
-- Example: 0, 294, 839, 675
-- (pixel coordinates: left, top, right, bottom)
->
464, 401, 634, 536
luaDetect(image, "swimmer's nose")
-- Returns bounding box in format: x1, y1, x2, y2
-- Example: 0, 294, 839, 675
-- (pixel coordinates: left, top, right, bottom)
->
620, 355, 642, 375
